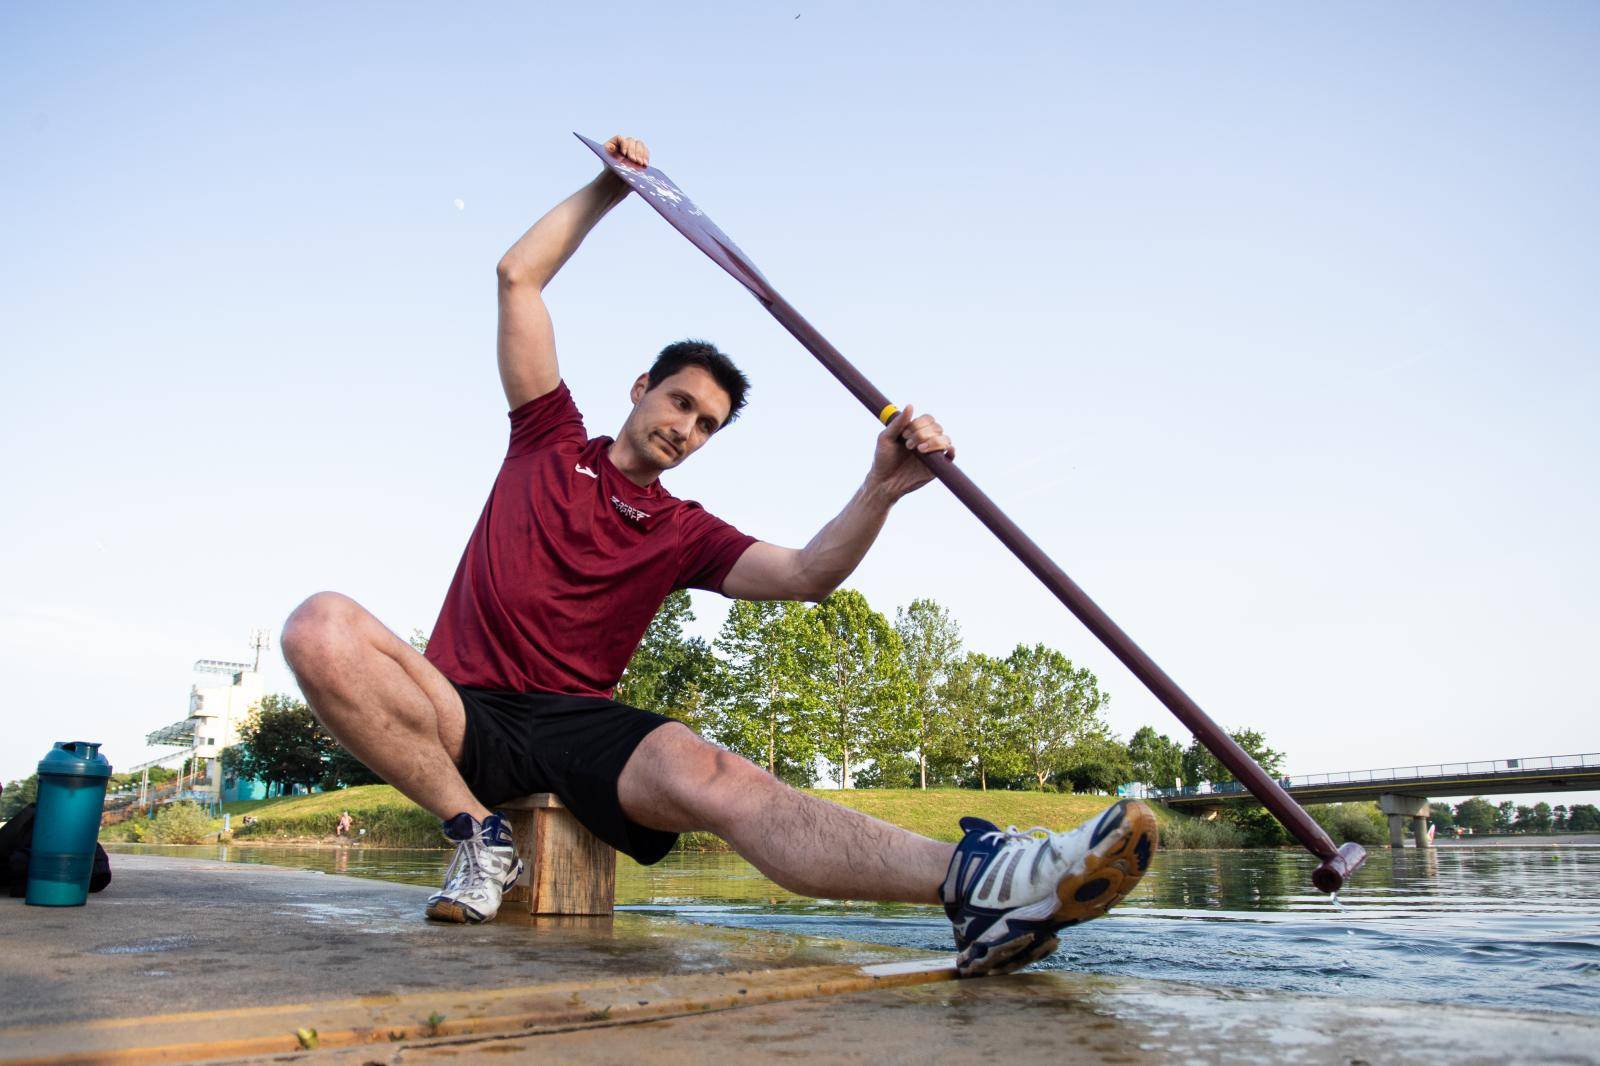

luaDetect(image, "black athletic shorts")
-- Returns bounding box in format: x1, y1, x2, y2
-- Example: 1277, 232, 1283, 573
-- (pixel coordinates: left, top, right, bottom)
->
450, 683, 681, 865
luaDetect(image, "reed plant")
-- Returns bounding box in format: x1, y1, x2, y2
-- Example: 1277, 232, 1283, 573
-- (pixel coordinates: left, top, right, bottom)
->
1156, 814, 1246, 849
1307, 802, 1388, 847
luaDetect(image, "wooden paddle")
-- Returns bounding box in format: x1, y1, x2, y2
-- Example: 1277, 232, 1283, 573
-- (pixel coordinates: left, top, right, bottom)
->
578, 133, 1366, 893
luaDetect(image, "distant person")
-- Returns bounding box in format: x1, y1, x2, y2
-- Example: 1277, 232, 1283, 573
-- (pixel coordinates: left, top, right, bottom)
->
282, 134, 1156, 977
335, 811, 353, 837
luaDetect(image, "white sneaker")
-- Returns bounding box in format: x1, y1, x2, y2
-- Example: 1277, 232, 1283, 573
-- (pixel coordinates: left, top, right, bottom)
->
425, 812, 523, 924
941, 800, 1157, 977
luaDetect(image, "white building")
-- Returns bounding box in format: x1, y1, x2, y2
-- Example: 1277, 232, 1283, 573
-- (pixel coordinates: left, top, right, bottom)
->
146, 660, 265, 753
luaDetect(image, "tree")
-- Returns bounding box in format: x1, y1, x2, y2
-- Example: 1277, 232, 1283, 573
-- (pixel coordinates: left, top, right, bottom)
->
234, 694, 334, 797
615, 591, 719, 733
1512, 804, 1536, 833
894, 598, 963, 790
1127, 727, 1183, 789
1000, 643, 1111, 790
933, 652, 1021, 790
1453, 796, 1497, 833
1059, 735, 1135, 795
1553, 805, 1569, 831
323, 745, 385, 789
711, 599, 823, 786
809, 590, 909, 789
1494, 801, 1516, 832
1181, 728, 1285, 787
1566, 804, 1600, 832
1, 775, 38, 820
1430, 803, 1455, 832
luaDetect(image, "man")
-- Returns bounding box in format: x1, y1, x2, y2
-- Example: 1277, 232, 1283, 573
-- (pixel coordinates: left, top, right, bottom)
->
282, 135, 1156, 978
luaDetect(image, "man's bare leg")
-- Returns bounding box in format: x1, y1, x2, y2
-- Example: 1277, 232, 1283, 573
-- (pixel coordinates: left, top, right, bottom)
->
280, 591, 488, 823
618, 723, 951, 903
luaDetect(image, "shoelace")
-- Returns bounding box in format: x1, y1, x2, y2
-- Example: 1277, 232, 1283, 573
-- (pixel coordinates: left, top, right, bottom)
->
983, 825, 1062, 864
441, 824, 500, 893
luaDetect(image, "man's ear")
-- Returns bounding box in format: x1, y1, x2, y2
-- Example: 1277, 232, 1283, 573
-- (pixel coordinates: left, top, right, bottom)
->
630, 373, 650, 405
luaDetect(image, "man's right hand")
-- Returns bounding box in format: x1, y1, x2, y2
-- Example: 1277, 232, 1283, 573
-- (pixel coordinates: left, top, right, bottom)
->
604, 135, 650, 168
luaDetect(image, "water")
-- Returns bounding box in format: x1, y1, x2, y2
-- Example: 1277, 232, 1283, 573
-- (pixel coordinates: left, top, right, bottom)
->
105, 842, 1600, 1016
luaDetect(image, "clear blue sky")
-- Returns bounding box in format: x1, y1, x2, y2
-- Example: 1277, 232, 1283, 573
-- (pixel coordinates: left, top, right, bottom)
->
3, 5, 1596, 809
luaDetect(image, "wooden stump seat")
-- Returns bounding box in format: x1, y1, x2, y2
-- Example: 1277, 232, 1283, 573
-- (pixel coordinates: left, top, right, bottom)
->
498, 793, 616, 916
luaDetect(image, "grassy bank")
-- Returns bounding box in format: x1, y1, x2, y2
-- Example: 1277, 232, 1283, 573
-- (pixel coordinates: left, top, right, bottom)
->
102, 787, 1392, 852
104, 786, 1171, 850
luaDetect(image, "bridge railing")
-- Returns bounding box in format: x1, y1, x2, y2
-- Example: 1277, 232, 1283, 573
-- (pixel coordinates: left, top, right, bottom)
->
1146, 752, 1600, 800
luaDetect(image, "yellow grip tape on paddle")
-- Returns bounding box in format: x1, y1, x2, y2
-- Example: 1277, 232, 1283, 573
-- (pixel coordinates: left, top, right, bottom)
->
878, 404, 900, 425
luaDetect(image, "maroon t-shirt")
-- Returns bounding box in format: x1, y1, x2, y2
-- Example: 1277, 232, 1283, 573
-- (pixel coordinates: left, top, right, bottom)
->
425, 382, 756, 697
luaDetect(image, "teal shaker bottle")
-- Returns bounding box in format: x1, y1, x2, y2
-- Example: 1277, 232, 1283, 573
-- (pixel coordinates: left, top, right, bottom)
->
26, 741, 113, 906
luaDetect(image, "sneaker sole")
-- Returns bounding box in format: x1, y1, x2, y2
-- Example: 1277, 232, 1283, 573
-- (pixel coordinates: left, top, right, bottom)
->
1049, 800, 1158, 925
425, 898, 488, 924
960, 930, 1062, 978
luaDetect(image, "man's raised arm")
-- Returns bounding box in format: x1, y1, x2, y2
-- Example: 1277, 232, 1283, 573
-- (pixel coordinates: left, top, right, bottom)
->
722, 405, 954, 602
495, 135, 650, 409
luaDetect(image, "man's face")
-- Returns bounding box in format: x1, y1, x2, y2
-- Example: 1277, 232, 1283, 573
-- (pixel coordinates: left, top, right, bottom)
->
626, 366, 732, 470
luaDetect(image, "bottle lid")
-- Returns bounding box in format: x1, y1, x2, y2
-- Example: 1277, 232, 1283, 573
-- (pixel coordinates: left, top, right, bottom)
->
38, 741, 113, 779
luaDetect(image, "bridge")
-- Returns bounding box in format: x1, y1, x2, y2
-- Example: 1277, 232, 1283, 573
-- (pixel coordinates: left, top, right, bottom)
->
1149, 752, 1600, 848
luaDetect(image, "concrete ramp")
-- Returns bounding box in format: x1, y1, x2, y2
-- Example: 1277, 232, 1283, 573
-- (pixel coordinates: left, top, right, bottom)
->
1, 856, 1594, 1065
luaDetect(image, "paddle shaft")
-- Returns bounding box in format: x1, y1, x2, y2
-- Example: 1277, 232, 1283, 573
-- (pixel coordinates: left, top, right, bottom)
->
572, 132, 1364, 889
759, 291, 1346, 867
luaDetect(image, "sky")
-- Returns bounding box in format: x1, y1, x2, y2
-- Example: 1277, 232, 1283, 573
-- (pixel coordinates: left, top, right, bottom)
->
3, 4, 1596, 811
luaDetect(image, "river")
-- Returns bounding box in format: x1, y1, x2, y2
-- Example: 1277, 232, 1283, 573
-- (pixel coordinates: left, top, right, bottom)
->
104, 842, 1598, 1016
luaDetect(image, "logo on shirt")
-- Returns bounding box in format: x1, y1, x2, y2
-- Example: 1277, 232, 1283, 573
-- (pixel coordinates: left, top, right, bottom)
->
574, 464, 597, 479
610, 495, 652, 522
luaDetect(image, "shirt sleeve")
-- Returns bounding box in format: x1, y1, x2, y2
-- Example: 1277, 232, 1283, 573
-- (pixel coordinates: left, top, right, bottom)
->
674, 502, 759, 594
507, 381, 587, 458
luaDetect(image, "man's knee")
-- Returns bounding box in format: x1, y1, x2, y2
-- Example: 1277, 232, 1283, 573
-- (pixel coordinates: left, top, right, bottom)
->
281, 591, 363, 676
645, 729, 775, 831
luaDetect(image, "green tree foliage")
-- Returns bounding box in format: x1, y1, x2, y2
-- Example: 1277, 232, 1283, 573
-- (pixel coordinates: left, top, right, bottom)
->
1553, 805, 1569, 831
1225, 805, 1290, 847
809, 590, 909, 789
1308, 803, 1388, 847
1530, 801, 1553, 833
1059, 734, 1134, 795
1567, 804, 1600, 832
711, 599, 823, 786
1001, 644, 1111, 790
234, 694, 334, 796
1453, 796, 1497, 833
1430, 803, 1455, 831
323, 746, 385, 789
1494, 801, 1516, 831
1180, 728, 1285, 787
933, 652, 1021, 790
894, 598, 964, 790
1127, 727, 1183, 789
148, 800, 213, 844
1, 775, 39, 820
615, 591, 719, 733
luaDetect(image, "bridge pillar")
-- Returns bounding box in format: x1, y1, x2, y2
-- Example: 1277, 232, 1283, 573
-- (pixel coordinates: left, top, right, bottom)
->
1379, 794, 1431, 848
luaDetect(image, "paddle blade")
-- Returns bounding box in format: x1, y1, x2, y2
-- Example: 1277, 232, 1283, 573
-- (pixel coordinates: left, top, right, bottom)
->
576, 132, 775, 303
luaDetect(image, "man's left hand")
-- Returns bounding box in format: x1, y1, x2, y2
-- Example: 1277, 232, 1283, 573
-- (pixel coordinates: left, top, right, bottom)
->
870, 404, 954, 500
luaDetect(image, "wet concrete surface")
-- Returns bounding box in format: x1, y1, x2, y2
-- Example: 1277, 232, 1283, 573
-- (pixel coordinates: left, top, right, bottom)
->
3, 855, 1597, 1065
288, 976, 1600, 1066
0, 854, 905, 1030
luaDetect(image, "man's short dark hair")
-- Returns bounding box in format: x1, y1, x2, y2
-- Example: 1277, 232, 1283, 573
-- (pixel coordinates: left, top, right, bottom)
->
647, 339, 751, 427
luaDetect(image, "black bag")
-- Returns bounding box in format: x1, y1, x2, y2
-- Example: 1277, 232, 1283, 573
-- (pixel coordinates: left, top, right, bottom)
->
0, 803, 112, 897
